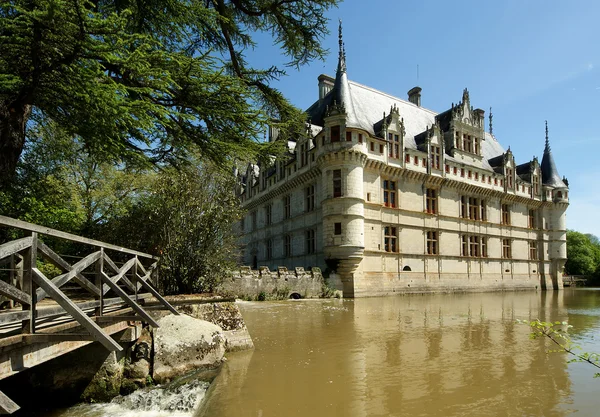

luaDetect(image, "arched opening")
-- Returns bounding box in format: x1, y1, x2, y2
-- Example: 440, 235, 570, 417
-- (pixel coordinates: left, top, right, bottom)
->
402, 265, 412, 271
289, 292, 302, 300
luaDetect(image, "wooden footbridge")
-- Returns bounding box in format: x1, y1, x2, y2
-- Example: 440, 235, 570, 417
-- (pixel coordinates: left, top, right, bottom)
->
0, 215, 178, 414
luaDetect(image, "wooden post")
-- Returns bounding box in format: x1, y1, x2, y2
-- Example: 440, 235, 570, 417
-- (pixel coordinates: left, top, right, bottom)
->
22, 232, 37, 334
133, 256, 138, 303
95, 248, 104, 317
8, 255, 15, 309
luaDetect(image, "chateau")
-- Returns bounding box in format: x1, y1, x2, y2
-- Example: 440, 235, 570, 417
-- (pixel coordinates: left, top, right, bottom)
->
236, 25, 569, 297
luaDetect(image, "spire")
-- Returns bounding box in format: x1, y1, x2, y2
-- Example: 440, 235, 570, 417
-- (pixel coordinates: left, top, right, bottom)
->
541, 120, 566, 188
489, 107, 493, 135
337, 20, 346, 74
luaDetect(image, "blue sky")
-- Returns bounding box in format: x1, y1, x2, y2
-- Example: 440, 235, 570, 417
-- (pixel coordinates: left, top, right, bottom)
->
248, 0, 600, 236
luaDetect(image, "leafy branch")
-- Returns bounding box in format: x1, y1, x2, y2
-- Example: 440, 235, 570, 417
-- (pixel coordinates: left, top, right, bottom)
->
518, 319, 600, 377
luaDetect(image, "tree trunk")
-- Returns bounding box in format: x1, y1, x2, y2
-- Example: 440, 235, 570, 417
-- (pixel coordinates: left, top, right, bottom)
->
0, 101, 31, 186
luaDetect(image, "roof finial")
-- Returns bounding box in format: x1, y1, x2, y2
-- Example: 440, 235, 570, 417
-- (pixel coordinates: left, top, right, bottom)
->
337, 19, 346, 73
489, 107, 493, 135
545, 120, 550, 151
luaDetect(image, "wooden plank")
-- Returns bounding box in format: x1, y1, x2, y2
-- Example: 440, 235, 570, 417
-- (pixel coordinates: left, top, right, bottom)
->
102, 257, 136, 295
35, 251, 101, 303
100, 272, 159, 327
0, 390, 19, 414
32, 268, 122, 352
0, 237, 32, 261
0, 215, 157, 260
38, 242, 100, 297
136, 258, 148, 276
136, 274, 179, 315
95, 315, 144, 323
23, 333, 95, 344
0, 280, 30, 306
22, 232, 37, 334
0, 294, 153, 326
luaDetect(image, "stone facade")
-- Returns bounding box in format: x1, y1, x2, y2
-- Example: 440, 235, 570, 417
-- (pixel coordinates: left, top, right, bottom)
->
219, 266, 324, 299
237, 24, 569, 298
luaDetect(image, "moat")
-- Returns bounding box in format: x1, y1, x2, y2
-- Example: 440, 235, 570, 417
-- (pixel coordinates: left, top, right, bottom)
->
50, 289, 600, 417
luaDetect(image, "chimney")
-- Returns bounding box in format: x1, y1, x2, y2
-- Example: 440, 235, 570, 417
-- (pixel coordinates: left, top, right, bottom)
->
407, 86, 422, 107
318, 74, 335, 101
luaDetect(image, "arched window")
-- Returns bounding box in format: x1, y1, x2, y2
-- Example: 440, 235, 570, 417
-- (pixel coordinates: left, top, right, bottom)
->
402, 265, 412, 271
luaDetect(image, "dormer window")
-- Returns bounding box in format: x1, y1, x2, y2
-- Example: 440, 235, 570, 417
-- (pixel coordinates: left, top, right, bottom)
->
430, 145, 441, 170
533, 175, 539, 196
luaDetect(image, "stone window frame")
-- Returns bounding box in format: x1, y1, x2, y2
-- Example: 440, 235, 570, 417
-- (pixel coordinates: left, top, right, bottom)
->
502, 238, 512, 259
501, 204, 511, 225
426, 230, 438, 255
425, 188, 438, 214
383, 225, 398, 253
283, 195, 291, 219
265, 203, 272, 225
333, 169, 342, 198
383, 179, 397, 208
529, 240, 538, 260
305, 184, 315, 212
331, 125, 340, 143
528, 209, 536, 229
461, 234, 488, 257
461, 196, 487, 221
305, 229, 316, 254
430, 145, 441, 170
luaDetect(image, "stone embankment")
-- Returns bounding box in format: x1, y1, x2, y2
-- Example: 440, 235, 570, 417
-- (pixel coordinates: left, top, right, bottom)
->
219, 266, 325, 299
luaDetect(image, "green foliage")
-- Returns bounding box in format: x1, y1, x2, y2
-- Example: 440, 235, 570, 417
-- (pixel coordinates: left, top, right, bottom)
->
0, 0, 339, 180
566, 230, 600, 284
518, 319, 600, 378
257, 291, 267, 301
320, 283, 337, 298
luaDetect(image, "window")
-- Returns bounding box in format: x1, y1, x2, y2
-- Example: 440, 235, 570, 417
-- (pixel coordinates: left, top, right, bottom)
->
464, 134, 472, 153
461, 168, 465, 177
306, 229, 316, 254
252, 211, 257, 230
346, 131, 352, 142
453, 167, 458, 175
331, 125, 340, 142
494, 178, 498, 185
426, 231, 438, 255
370, 142, 375, 151
502, 239, 511, 259
300, 142, 308, 167
474, 137, 480, 155
333, 169, 342, 198
455, 131, 461, 149
265, 204, 272, 225
384, 226, 397, 252
528, 209, 536, 229
462, 235, 487, 257
383, 180, 397, 208
305, 185, 315, 212
334, 223, 342, 235
430, 145, 441, 169
533, 175, 539, 196
468, 170, 472, 179
240, 217, 245, 232
501, 204, 510, 225
426, 188, 437, 214
283, 195, 291, 219
279, 161, 285, 180
422, 158, 426, 166
366, 192, 371, 202
529, 241, 538, 260
266, 239, 272, 260
380, 144, 384, 153
405, 154, 410, 163
284, 235, 292, 257
462, 196, 486, 221
414, 156, 418, 165
445, 164, 450, 173
389, 134, 400, 159
475, 172, 479, 181
358, 133, 363, 143
507, 168, 513, 188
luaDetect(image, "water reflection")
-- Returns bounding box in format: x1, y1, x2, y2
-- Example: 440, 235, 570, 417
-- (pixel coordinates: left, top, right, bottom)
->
202, 290, 600, 417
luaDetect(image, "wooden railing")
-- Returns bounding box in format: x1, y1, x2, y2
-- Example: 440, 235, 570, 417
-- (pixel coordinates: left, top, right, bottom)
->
0, 215, 178, 351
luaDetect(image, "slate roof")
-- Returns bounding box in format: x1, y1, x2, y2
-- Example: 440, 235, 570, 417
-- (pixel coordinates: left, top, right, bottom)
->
541, 137, 566, 188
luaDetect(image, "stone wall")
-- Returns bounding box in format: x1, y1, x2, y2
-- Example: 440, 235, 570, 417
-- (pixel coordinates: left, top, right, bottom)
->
218, 266, 324, 299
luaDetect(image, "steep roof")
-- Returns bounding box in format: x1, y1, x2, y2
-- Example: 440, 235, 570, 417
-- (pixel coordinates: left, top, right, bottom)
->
540, 123, 566, 188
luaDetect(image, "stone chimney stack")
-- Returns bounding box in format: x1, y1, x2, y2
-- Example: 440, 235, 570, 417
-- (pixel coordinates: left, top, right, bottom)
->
407, 86, 422, 107
318, 74, 335, 101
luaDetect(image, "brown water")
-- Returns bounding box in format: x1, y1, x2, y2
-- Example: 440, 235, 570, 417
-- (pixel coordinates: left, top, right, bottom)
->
201, 289, 600, 417
48, 289, 600, 417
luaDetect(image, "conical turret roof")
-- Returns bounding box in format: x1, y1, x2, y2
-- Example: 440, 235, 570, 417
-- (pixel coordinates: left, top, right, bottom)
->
540, 121, 567, 188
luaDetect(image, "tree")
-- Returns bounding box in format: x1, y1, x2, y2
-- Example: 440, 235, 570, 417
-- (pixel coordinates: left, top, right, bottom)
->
105, 162, 243, 294
0, 0, 339, 184
565, 231, 600, 277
